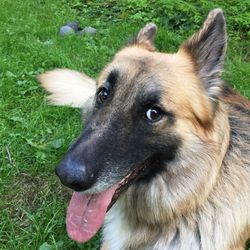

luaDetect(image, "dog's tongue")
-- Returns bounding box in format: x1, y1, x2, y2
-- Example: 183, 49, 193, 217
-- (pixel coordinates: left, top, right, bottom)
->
66, 186, 117, 243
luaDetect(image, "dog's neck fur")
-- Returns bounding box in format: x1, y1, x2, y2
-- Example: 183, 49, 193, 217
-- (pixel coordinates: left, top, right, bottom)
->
103, 103, 236, 250
124, 102, 230, 223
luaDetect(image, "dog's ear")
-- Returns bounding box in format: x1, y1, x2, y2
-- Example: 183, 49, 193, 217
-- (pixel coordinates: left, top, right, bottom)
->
129, 23, 157, 50
179, 9, 227, 106
38, 69, 96, 108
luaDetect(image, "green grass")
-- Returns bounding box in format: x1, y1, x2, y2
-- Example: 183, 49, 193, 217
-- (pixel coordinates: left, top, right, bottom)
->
0, 0, 249, 249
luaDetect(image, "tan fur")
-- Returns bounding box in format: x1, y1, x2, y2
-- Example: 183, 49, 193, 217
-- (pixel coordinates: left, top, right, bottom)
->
101, 10, 250, 250
38, 9, 249, 250
102, 89, 249, 250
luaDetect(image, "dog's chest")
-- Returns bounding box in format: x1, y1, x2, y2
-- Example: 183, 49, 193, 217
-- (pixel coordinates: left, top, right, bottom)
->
102, 201, 201, 250
103, 201, 130, 250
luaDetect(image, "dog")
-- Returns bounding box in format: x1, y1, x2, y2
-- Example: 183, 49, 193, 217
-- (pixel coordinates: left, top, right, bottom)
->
38, 9, 250, 250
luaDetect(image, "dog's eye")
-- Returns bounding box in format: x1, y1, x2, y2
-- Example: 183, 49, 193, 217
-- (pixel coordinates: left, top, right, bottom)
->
97, 87, 109, 105
145, 107, 162, 122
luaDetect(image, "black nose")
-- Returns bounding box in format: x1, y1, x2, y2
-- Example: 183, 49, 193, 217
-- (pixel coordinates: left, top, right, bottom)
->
55, 156, 95, 192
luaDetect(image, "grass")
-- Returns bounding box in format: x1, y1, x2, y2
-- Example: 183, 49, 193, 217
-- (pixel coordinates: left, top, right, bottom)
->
0, 0, 249, 249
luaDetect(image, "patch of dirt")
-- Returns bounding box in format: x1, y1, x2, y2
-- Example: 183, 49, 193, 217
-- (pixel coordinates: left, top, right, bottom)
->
1, 172, 71, 228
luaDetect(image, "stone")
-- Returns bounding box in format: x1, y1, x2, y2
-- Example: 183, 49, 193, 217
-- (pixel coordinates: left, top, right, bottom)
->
82, 26, 97, 36
59, 26, 75, 36
66, 21, 79, 32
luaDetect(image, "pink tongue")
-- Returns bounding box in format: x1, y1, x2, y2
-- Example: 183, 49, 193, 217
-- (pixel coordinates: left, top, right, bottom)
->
66, 186, 117, 243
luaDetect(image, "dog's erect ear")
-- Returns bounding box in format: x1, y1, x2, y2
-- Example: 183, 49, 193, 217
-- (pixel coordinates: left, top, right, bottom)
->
38, 69, 96, 108
129, 23, 157, 49
179, 9, 227, 105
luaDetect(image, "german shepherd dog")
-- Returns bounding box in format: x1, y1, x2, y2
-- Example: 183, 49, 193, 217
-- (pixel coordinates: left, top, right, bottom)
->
38, 9, 250, 250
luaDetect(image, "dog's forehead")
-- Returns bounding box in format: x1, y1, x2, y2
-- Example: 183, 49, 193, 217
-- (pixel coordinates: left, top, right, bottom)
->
99, 50, 151, 85
98, 46, 194, 84
97, 46, 199, 108
98, 47, 167, 91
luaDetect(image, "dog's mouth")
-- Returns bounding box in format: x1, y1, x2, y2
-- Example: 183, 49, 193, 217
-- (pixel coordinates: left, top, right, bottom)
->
66, 158, 150, 243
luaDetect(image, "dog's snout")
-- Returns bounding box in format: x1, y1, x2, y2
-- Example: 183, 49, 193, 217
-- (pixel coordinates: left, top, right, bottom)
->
55, 156, 95, 192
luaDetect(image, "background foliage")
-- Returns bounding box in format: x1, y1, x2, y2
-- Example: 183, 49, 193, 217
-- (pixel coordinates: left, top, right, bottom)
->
0, 0, 249, 249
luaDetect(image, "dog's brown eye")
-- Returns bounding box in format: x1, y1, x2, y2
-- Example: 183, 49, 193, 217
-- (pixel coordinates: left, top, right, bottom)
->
97, 88, 109, 105
145, 107, 162, 122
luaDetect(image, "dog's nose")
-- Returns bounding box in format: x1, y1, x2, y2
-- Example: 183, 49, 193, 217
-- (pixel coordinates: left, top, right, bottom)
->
55, 156, 95, 192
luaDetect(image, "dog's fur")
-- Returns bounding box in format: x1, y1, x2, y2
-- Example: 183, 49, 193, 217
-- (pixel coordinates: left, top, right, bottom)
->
39, 9, 250, 250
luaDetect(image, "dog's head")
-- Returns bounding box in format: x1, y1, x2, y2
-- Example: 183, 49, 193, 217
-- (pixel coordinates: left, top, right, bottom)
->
38, 9, 227, 243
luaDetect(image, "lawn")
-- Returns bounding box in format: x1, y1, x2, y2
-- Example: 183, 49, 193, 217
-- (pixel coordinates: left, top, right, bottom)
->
0, 0, 249, 249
